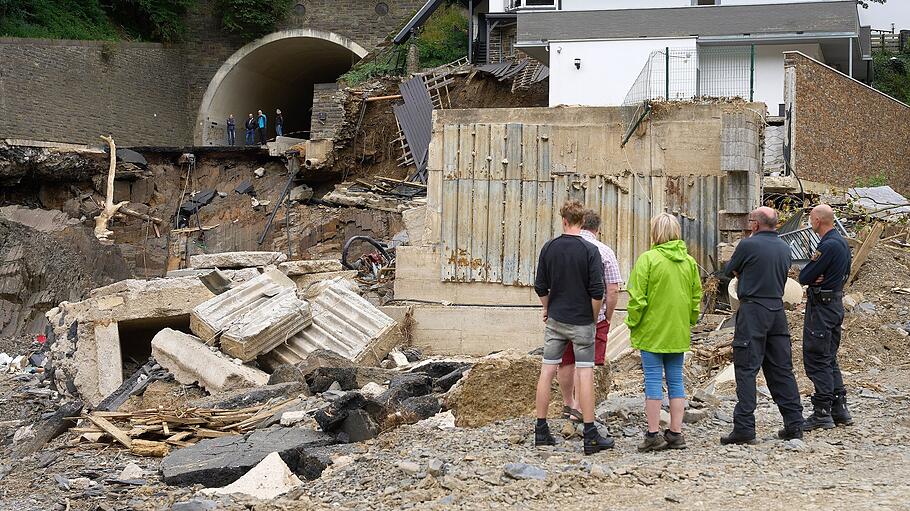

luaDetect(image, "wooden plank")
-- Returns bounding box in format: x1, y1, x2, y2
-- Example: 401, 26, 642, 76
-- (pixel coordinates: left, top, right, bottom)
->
552, 175, 568, 236
518, 180, 538, 286
130, 439, 169, 457
537, 127, 550, 182
440, 179, 459, 282
442, 124, 459, 179
848, 222, 884, 286
458, 124, 474, 179
521, 125, 538, 181
489, 124, 507, 180
194, 428, 234, 439
87, 415, 132, 448
473, 124, 491, 180
455, 177, 474, 282
487, 180, 505, 283
505, 123, 523, 181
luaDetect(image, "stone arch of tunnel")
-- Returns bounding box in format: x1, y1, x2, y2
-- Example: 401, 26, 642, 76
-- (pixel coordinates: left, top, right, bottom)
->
197, 29, 368, 145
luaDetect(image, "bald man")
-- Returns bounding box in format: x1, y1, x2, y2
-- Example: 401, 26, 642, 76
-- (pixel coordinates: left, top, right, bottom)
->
799, 204, 853, 431
721, 206, 804, 444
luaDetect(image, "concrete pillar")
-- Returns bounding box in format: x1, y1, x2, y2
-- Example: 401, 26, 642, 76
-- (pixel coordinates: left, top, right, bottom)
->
407, 43, 420, 74
93, 321, 123, 400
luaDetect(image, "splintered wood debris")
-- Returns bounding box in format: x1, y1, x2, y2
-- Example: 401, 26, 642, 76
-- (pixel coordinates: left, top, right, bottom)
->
69, 397, 303, 456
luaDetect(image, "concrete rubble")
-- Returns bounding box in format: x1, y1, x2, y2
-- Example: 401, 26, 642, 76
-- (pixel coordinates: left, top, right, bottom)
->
190, 251, 289, 269
201, 451, 303, 499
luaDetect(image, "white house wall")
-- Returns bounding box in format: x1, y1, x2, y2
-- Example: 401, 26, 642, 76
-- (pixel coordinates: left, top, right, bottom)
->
753, 43, 822, 114
548, 38, 696, 107
560, 0, 840, 10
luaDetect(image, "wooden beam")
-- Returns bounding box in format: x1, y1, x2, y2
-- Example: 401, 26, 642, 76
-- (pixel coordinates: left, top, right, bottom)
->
86, 415, 132, 448
848, 222, 884, 286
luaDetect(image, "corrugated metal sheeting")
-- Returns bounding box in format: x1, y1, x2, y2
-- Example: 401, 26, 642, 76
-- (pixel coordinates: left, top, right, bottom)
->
437, 122, 722, 285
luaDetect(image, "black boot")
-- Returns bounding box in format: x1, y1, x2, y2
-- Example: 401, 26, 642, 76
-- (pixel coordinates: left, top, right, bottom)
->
831, 392, 854, 426
583, 423, 615, 455
535, 421, 556, 446
720, 431, 758, 445
802, 397, 836, 431
777, 425, 803, 440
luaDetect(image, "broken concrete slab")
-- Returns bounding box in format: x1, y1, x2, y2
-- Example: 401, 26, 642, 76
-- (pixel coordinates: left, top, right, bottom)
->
151, 328, 268, 393
289, 270, 358, 292
262, 278, 398, 369
160, 426, 335, 487
13, 400, 83, 456
289, 184, 314, 203
201, 451, 303, 499
190, 268, 296, 342
190, 251, 288, 269
278, 259, 343, 276
220, 287, 312, 362
164, 267, 262, 282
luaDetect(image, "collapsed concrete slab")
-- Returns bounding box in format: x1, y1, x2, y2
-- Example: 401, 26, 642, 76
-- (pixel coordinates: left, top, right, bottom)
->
262, 278, 398, 369
220, 287, 312, 362
160, 426, 335, 487
189, 268, 296, 342
201, 451, 303, 499
151, 328, 268, 393
190, 251, 288, 269
46, 275, 216, 406
278, 260, 343, 276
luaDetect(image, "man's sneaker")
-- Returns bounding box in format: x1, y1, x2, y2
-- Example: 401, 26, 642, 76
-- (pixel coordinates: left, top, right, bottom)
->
831, 393, 854, 426
664, 430, 687, 450
535, 425, 556, 447
720, 431, 758, 445
777, 426, 803, 440
638, 433, 668, 452
802, 406, 836, 431
583, 430, 615, 455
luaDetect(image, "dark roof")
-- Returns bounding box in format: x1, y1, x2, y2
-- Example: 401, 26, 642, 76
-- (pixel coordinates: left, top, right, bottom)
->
518, 1, 860, 44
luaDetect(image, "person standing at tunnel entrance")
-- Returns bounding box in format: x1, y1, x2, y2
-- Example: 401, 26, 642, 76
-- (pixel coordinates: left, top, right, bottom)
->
257, 110, 268, 145
275, 109, 284, 137
226, 114, 236, 146
245, 113, 255, 145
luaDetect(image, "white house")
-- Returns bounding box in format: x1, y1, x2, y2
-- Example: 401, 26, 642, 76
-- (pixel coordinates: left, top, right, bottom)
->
510, 0, 871, 113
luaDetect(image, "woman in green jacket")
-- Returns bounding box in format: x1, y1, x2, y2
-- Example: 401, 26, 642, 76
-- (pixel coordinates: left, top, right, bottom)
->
625, 213, 702, 452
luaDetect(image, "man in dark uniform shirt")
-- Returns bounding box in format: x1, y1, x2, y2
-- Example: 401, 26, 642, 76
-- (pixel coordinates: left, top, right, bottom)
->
722, 206, 804, 444
799, 204, 853, 430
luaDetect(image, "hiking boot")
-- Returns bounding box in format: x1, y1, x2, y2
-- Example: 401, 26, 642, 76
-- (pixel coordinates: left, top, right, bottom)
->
777, 426, 804, 440
535, 424, 556, 447
720, 431, 758, 445
663, 430, 687, 450
638, 432, 668, 452
583, 429, 615, 455
831, 392, 854, 426
802, 399, 836, 431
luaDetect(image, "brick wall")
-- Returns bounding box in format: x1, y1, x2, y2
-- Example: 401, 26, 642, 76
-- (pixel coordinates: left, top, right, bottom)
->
0, 0, 424, 147
785, 52, 910, 193
0, 38, 189, 146
309, 83, 347, 140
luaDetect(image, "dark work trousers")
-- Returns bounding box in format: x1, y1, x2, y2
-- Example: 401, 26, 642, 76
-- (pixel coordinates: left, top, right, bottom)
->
258, 127, 266, 145
802, 293, 845, 406
732, 301, 804, 435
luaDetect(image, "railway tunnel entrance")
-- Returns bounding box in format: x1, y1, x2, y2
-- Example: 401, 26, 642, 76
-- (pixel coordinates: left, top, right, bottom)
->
197, 29, 368, 145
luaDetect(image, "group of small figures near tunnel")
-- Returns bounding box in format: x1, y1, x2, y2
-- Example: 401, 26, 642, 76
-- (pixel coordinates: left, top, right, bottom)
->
534, 201, 854, 455
225, 109, 285, 146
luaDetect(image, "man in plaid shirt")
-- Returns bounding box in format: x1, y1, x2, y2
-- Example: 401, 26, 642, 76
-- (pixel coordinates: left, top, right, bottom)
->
558, 209, 622, 421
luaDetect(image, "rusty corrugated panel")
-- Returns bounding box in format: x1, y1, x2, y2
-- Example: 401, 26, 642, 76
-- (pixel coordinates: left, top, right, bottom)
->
262, 278, 395, 369
666, 175, 721, 275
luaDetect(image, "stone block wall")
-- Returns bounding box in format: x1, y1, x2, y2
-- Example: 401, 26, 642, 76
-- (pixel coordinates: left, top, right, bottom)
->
309, 83, 347, 140
0, 38, 190, 146
785, 51, 910, 193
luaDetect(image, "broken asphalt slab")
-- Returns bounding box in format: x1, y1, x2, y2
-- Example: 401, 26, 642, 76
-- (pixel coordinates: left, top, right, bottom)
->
160, 426, 335, 487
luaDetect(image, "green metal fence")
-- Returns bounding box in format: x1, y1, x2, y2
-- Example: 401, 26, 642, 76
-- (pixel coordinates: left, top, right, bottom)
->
621, 46, 755, 145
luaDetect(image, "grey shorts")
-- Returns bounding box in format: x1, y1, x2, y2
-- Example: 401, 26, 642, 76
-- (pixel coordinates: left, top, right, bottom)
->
542, 318, 596, 368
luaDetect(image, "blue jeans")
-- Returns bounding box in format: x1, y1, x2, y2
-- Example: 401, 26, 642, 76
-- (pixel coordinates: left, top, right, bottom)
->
641, 351, 685, 400
227, 127, 235, 145
245, 129, 254, 145
276, 124, 283, 136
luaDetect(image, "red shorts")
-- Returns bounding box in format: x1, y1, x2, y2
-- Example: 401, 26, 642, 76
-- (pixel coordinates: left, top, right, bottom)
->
561, 320, 609, 367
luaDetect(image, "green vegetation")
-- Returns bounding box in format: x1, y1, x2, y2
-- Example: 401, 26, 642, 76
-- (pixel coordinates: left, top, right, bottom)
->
0, 0, 195, 42
216, 0, 293, 39
413, 3, 468, 69
854, 172, 890, 188
873, 52, 910, 105
340, 2, 468, 86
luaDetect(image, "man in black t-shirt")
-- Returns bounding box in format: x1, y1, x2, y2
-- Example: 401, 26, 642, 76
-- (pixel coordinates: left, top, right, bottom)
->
533, 200, 614, 455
